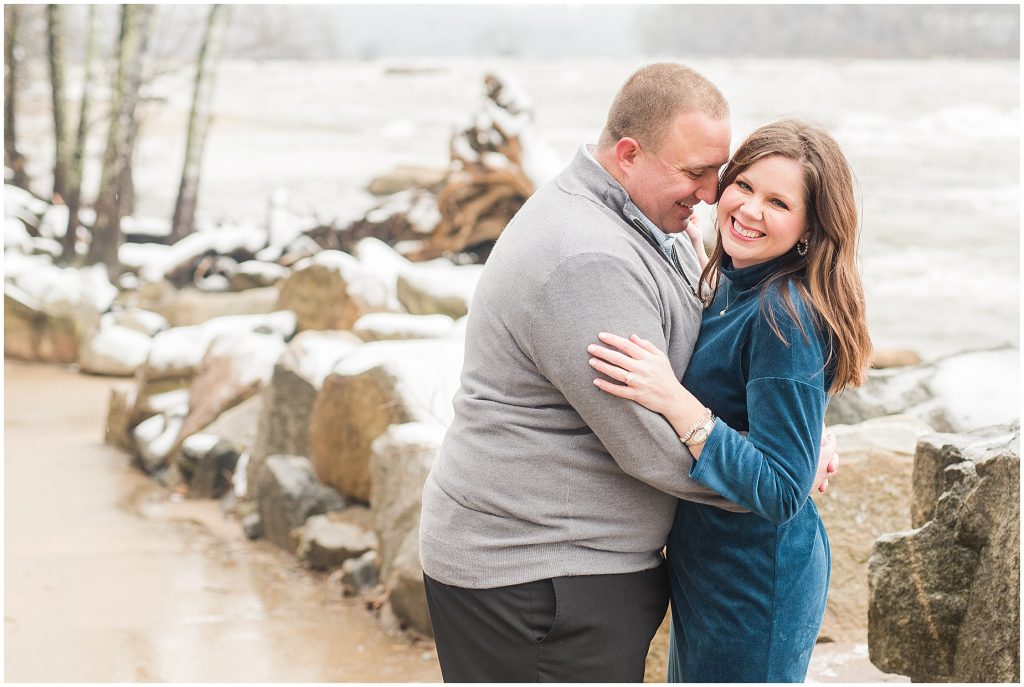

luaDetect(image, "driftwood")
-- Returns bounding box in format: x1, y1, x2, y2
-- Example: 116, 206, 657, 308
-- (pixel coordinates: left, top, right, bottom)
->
407, 72, 538, 262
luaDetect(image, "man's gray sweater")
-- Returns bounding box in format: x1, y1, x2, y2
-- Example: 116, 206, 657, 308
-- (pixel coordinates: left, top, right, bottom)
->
419, 145, 743, 589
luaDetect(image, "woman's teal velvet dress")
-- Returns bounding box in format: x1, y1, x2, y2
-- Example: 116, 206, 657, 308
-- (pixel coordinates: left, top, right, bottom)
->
667, 256, 832, 683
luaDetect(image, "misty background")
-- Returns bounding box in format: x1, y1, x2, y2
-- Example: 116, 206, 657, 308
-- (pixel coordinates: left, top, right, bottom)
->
10, 4, 1021, 63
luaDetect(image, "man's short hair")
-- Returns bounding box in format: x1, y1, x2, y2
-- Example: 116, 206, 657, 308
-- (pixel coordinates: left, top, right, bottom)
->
599, 63, 729, 152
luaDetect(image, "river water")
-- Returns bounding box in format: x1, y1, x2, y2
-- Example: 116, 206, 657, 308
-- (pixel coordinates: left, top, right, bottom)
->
14, 57, 1020, 360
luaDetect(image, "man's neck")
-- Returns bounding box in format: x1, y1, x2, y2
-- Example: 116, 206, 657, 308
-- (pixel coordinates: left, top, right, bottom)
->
591, 144, 627, 188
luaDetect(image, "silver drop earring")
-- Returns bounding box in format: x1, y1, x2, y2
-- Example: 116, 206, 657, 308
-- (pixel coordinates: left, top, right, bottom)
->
797, 239, 808, 257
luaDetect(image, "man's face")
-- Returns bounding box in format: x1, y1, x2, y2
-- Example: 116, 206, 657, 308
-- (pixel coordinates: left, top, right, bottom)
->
620, 111, 731, 234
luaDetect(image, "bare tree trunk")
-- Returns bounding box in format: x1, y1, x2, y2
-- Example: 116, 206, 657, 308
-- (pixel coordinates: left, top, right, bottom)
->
170, 4, 230, 243
47, 4, 72, 203
60, 5, 101, 263
4, 5, 30, 189
86, 4, 154, 280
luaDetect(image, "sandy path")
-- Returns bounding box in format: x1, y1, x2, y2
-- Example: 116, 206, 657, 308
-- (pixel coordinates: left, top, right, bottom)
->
3, 360, 905, 682
3, 360, 441, 682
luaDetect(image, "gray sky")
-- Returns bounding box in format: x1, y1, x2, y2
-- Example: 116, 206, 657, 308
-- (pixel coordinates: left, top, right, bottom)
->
16, 4, 1022, 62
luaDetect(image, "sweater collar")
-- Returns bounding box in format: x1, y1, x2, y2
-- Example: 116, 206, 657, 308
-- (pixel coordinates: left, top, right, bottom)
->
719, 254, 785, 291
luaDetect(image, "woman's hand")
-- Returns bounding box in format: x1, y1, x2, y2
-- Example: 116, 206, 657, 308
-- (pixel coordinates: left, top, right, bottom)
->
588, 332, 693, 417
681, 214, 709, 270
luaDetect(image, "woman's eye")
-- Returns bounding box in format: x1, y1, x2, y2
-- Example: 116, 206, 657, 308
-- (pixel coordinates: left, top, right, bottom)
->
771, 199, 789, 210
737, 181, 751, 191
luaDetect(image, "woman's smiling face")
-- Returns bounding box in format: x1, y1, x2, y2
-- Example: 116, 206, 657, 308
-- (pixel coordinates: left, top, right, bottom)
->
716, 154, 808, 269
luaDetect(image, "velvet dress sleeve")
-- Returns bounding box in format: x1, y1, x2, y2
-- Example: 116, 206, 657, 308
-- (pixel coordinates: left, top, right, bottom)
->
688, 291, 830, 525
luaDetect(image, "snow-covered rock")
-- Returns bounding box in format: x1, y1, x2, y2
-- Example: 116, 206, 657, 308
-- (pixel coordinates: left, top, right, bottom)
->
120, 214, 172, 239
101, 307, 170, 337
26, 237, 62, 258
353, 312, 455, 342
78, 324, 153, 376
138, 222, 268, 283
5, 216, 31, 250
229, 260, 290, 290
4, 282, 83, 364
11, 261, 117, 328
141, 310, 296, 383
248, 330, 363, 501
396, 258, 483, 319
308, 337, 463, 502
38, 204, 70, 239
171, 329, 288, 454
134, 279, 280, 327
276, 249, 403, 332
4, 184, 48, 228
133, 411, 186, 474
363, 189, 441, 234
827, 347, 1019, 433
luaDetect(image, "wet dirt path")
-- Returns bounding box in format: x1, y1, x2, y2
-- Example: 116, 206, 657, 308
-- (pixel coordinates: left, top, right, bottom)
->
3, 360, 441, 682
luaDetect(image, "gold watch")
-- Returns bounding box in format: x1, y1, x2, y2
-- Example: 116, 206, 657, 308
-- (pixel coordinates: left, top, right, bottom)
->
682, 411, 716, 447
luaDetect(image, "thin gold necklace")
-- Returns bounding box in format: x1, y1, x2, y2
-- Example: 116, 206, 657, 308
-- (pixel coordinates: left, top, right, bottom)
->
719, 283, 740, 316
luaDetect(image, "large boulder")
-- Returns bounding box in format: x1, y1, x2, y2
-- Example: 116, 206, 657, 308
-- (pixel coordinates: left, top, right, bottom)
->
4, 259, 117, 364
814, 415, 934, 642
370, 422, 445, 579
137, 310, 295, 386
369, 423, 445, 636
255, 455, 349, 551
132, 279, 281, 327
78, 324, 153, 377
396, 258, 483, 319
171, 330, 286, 455
352, 312, 455, 342
308, 337, 462, 502
247, 330, 363, 502
200, 393, 263, 453
276, 249, 401, 332
827, 347, 1018, 433
868, 421, 1020, 682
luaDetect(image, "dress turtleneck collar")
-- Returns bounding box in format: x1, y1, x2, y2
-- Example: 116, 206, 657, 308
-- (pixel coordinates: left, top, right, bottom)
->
719, 255, 786, 291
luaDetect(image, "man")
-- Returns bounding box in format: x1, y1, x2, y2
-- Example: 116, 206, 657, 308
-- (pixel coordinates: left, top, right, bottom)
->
419, 63, 837, 682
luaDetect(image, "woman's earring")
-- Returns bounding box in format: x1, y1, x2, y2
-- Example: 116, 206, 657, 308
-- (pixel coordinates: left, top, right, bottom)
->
796, 239, 808, 256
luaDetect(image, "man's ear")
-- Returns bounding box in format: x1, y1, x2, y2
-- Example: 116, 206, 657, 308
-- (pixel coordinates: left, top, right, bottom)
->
614, 137, 642, 172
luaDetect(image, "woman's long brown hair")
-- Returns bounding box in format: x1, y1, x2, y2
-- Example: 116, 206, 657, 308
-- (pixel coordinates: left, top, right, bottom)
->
699, 119, 872, 393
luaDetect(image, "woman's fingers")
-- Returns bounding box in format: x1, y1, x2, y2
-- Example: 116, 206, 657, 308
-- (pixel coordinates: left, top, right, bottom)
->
589, 356, 629, 383
597, 332, 648, 359
588, 343, 638, 371
629, 334, 662, 356
593, 376, 636, 399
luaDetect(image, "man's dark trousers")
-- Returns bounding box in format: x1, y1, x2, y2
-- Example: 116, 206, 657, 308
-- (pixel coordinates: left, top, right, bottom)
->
423, 563, 669, 682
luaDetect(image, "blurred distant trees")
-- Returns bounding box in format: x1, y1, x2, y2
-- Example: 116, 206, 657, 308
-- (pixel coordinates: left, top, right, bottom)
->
46, 4, 71, 204
60, 5, 101, 263
86, 4, 154, 277
4, 5, 30, 189
170, 4, 231, 243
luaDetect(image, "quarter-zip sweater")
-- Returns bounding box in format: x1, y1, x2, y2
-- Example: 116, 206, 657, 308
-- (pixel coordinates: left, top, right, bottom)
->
419, 145, 745, 589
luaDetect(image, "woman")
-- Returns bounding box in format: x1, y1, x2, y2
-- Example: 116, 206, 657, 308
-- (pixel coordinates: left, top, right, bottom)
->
587, 119, 872, 682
